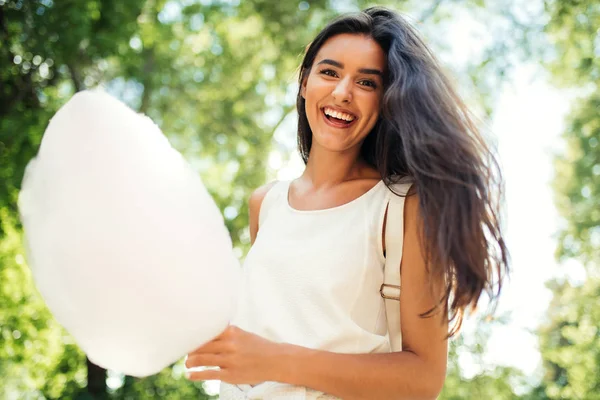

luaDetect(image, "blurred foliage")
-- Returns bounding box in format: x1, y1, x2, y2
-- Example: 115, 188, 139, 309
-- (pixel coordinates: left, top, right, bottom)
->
0, 0, 146, 225
1, 0, 589, 398
554, 93, 600, 265
544, 0, 600, 88
550, 0, 600, 266
536, 279, 600, 399
538, 0, 600, 399
108, 361, 212, 400
440, 315, 528, 399
0, 209, 87, 399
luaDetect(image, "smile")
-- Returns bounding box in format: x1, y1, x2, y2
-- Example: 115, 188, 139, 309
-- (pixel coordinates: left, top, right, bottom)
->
321, 107, 358, 129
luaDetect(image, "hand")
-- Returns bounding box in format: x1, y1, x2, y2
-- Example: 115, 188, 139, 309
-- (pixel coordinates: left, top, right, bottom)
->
185, 325, 285, 385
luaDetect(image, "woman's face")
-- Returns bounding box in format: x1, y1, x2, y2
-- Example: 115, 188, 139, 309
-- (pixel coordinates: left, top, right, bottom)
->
301, 33, 385, 155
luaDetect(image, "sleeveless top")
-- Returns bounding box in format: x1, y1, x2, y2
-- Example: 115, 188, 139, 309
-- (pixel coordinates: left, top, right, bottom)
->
220, 179, 409, 399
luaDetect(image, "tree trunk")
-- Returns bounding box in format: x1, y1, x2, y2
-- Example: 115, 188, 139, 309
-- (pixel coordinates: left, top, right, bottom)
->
86, 357, 107, 399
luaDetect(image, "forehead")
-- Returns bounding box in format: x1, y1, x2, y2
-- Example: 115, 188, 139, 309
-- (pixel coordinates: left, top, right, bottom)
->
315, 33, 386, 70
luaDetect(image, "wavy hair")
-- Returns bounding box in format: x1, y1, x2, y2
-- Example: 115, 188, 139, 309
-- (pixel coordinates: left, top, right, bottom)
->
296, 7, 509, 335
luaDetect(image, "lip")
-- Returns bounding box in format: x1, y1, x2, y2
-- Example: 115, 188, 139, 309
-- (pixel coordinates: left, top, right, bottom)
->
320, 106, 358, 129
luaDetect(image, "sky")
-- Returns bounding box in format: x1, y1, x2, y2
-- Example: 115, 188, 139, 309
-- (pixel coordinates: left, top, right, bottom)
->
433, 4, 584, 380
462, 63, 580, 377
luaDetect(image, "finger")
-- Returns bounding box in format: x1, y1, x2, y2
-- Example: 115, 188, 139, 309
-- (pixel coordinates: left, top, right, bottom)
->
185, 353, 226, 369
186, 369, 221, 381
188, 340, 233, 356
190, 328, 229, 349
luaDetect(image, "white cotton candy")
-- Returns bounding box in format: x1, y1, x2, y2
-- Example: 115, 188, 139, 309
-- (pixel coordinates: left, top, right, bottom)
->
18, 89, 240, 377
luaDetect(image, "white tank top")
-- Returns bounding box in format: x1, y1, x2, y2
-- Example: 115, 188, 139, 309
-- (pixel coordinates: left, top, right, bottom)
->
220, 179, 400, 399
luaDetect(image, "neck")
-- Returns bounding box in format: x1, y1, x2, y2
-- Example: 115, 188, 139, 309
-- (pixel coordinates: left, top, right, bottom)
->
301, 142, 369, 188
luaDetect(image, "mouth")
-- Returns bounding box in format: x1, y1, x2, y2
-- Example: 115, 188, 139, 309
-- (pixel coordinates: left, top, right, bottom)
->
321, 106, 358, 129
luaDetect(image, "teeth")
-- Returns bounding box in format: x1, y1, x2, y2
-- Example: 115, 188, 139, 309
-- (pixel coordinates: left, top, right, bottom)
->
324, 107, 355, 122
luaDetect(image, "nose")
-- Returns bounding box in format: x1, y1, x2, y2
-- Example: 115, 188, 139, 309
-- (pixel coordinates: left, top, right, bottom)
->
332, 77, 352, 103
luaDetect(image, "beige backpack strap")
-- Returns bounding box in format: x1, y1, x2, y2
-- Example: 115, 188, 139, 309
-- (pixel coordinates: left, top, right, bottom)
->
382, 182, 412, 352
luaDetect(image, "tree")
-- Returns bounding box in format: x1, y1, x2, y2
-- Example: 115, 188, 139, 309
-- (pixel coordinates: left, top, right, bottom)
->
536, 279, 600, 399
0, 0, 146, 226
440, 316, 528, 399
0, 210, 86, 399
535, 0, 600, 398
1, 0, 547, 397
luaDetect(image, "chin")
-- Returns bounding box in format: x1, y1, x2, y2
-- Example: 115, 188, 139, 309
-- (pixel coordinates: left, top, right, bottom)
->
312, 133, 357, 154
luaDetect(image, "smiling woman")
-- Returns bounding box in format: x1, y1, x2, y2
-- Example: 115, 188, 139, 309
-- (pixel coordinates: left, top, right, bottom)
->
185, 6, 509, 400
301, 34, 385, 152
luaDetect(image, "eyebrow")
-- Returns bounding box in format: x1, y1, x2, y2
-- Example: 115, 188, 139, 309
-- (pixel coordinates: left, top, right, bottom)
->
316, 59, 383, 77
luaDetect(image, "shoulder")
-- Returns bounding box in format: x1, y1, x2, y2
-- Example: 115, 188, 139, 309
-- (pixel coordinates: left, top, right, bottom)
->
403, 191, 420, 224
249, 181, 279, 243
387, 180, 419, 214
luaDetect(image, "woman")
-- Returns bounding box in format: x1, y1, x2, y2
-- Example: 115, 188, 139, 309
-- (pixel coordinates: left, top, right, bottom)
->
186, 7, 508, 399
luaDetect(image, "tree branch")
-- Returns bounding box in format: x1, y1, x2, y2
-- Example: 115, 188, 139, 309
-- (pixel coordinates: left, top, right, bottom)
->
139, 47, 155, 114
67, 62, 83, 92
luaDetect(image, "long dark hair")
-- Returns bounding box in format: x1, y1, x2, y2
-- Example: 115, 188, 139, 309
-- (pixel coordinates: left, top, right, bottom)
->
296, 7, 509, 335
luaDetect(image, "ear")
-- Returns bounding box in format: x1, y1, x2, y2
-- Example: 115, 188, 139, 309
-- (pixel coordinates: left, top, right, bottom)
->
300, 72, 308, 99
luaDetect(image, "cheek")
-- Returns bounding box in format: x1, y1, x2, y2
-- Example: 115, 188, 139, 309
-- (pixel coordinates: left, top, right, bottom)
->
369, 92, 383, 112
305, 77, 331, 101
304, 80, 327, 117
363, 116, 380, 138
360, 95, 382, 125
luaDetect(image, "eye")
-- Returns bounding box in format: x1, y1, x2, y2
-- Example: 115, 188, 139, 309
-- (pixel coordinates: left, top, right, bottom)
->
319, 68, 338, 78
358, 79, 378, 89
